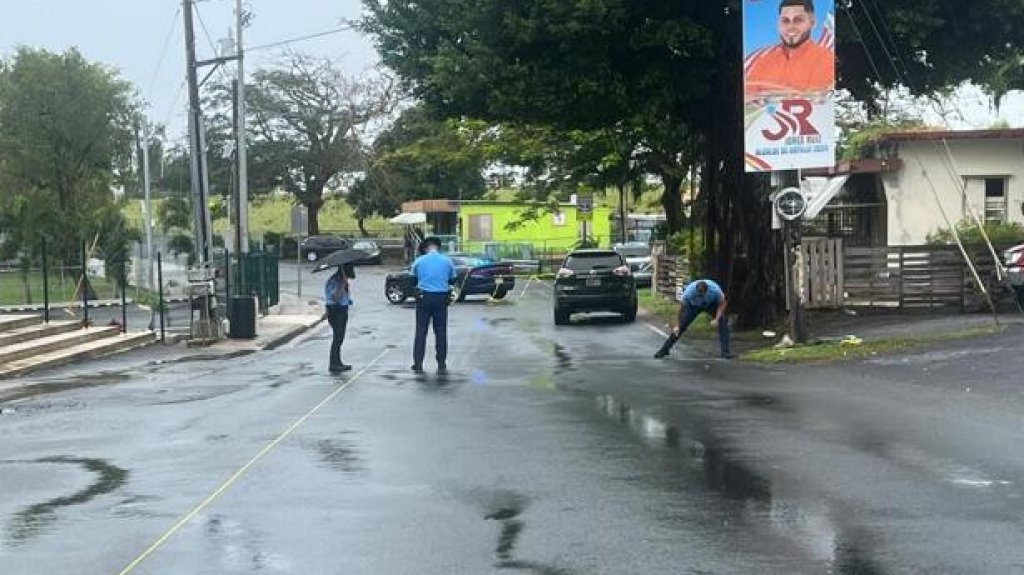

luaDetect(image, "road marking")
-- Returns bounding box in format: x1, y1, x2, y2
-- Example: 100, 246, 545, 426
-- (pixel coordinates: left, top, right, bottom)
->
645, 323, 669, 338
518, 277, 533, 298
116, 348, 390, 575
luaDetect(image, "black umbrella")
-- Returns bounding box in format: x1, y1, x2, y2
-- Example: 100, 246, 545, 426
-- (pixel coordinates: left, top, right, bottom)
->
311, 248, 377, 273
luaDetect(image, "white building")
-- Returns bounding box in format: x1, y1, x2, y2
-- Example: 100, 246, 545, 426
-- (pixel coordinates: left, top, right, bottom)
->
805, 128, 1024, 246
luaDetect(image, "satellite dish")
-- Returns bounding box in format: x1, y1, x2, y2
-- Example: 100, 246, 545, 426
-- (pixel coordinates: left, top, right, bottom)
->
774, 187, 807, 221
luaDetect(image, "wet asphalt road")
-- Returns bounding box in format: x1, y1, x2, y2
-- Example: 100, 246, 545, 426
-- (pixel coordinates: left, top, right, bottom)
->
2, 264, 1024, 574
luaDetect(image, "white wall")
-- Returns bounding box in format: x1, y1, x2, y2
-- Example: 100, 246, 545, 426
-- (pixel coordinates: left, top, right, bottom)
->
884, 138, 1024, 245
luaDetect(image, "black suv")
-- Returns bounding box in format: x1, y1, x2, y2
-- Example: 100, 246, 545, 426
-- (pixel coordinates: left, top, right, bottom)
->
553, 249, 638, 325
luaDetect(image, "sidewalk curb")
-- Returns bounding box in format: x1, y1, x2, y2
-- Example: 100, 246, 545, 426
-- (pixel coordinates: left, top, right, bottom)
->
261, 315, 327, 351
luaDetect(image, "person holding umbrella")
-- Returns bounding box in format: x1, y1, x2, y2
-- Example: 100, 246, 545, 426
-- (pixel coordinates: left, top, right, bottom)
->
324, 264, 353, 374
411, 236, 456, 373
314, 245, 377, 374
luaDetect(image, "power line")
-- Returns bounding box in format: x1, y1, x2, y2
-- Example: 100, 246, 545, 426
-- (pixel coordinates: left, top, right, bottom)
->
193, 3, 235, 86
247, 28, 347, 53
145, 5, 183, 110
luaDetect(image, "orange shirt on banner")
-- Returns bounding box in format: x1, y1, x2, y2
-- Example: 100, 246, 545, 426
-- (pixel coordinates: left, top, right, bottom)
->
745, 40, 834, 98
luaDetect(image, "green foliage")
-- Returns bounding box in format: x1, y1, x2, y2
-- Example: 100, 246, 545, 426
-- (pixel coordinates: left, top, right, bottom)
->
167, 233, 195, 266
840, 118, 926, 161
236, 54, 395, 234
0, 47, 137, 263
926, 219, 1024, 246
349, 105, 486, 220
156, 195, 192, 232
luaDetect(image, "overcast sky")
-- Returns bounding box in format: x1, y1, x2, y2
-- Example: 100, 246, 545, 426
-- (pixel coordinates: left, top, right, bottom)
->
0, 0, 378, 140
0, 0, 1020, 141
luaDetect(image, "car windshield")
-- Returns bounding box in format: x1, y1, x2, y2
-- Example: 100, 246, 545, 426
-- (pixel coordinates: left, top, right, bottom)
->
353, 241, 375, 250
565, 253, 623, 272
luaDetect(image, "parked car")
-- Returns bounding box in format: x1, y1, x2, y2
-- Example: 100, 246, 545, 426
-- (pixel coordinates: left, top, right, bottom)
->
300, 235, 349, 262
614, 242, 653, 287
553, 249, 637, 325
384, 254, 516, 304
351, 240, 382, 265
1005, 243, 1024, 301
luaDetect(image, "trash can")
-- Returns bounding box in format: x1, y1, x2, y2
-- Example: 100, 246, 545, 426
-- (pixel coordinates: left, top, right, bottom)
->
229, 296, 257, 339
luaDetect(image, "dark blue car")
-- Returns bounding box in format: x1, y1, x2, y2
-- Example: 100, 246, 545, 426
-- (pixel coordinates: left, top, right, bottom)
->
384, 254, 516, 303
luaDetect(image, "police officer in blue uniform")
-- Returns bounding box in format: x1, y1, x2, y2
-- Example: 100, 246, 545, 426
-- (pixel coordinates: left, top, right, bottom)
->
411, 237, 457, 373
654, 279, 734, 359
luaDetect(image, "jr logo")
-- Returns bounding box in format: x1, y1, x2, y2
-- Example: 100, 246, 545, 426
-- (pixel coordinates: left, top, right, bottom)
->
761, 99, 820, 141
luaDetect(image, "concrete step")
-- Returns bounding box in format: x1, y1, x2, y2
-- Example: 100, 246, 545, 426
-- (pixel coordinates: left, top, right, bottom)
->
0, 326, 122, 365
0, 315, 42, 333
0, 331, 157, 379
0, 321, 81, 348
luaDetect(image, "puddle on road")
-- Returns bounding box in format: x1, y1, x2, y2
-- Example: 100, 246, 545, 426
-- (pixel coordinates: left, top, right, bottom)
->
552, 344, 573, 372
0, 372, 135, 404
593, 393, 883, 574
2, 456, 127, 546
151, 384, 248, 405
307, 434, 365, 475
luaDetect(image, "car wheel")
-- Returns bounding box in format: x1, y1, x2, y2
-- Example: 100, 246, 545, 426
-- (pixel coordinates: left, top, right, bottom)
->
385, 282, 406, 304
622, 306, 637, 323
306, 251, 318, 262
554, 307, 571, 325
491, 286, 509, 300
451, 284, 466, 302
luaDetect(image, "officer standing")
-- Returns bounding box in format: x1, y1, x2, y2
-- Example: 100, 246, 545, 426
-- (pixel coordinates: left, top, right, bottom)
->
653, 279, 734, 359
411, 236, 457, 373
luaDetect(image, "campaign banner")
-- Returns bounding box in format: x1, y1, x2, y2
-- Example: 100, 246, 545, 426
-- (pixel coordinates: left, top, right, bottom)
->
743, 0, 836, 172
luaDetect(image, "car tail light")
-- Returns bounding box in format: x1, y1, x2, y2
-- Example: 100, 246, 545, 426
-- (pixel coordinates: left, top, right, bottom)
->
613, 265, 632, 277
556, 268, 575, 279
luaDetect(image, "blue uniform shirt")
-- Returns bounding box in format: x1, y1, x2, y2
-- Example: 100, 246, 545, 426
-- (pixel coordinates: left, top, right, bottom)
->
680, 279, 724, 309
412, 251, 456, 293
324, 274, 351, 307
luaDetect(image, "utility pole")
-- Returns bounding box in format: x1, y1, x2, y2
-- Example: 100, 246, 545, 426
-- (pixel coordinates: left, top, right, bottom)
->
183, 0, 212, 265
141, 130, 154, 291
236, 0, 250, 254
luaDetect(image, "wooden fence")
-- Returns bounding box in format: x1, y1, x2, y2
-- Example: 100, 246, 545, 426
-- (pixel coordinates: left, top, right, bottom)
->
654, 241, 1013, 312
841, 245, 1009, 312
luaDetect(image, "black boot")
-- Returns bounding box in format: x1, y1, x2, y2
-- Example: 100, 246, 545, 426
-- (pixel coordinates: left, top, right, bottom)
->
654, 334, 679, 358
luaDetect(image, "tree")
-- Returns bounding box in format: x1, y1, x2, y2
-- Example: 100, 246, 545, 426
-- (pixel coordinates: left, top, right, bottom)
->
361, 0, 1024, 326
349, 105, 486, 234
242, 54, 397, 234
0, 48, 137, 265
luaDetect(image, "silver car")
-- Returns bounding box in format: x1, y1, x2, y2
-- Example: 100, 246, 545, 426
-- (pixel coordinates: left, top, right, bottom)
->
613, 242, 652, 287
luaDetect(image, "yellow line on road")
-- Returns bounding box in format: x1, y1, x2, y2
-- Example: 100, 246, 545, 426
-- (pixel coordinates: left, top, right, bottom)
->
116, 348, 391, 575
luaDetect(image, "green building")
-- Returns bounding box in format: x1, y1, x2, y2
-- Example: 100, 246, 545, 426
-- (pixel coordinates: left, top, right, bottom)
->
457, 200, 612, 259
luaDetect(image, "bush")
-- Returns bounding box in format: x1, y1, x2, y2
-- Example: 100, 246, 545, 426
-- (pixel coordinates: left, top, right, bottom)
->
926, 219, 1024, 247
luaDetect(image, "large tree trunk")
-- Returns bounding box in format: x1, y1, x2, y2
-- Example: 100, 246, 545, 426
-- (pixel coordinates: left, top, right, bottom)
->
357, 218, 369, 238
697, 3, 785, 329
660, 174, 684, 236
304, 185, 326, 235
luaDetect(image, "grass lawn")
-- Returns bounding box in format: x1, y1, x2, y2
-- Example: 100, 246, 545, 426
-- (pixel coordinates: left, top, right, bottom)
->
122, 195, 393, 237
743, 325, 1006, 363
0, 270, 120, 305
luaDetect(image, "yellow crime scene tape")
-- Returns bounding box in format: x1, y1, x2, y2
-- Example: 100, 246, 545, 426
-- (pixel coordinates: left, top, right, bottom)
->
116, 348, 390, 575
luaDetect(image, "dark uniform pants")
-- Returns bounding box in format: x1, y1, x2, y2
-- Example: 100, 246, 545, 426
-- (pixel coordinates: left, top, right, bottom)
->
414, 292, 449, 367
656, 303, 731, 356
327, 305, 349, 368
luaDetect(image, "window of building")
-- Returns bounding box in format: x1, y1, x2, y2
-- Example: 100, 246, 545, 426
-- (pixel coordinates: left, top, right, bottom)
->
984, 177, 1007, 223
468, 214, 493, 240
962, 176, 1009, 223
